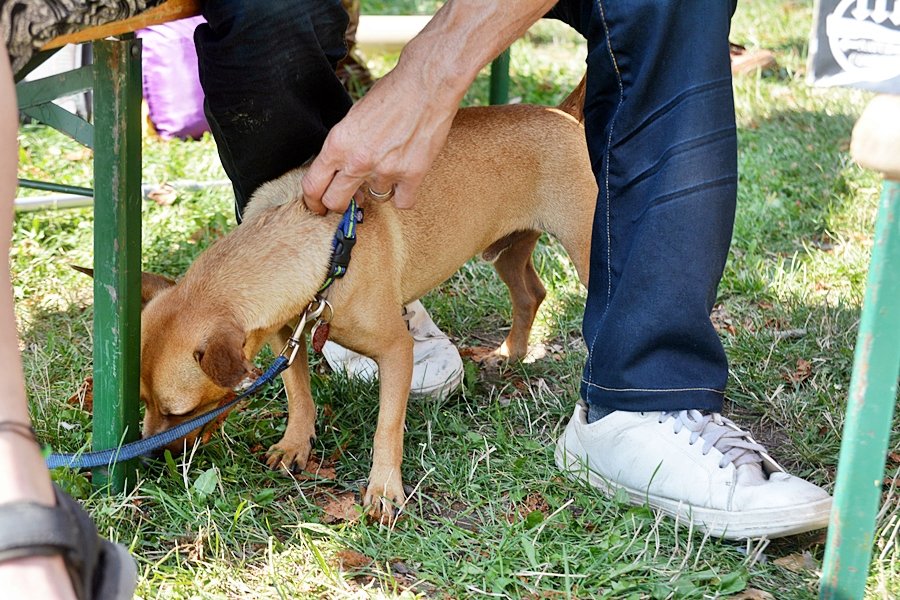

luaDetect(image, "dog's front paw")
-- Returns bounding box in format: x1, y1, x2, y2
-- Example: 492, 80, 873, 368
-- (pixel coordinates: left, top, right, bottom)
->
363, 467, 406, 524
264, 435, 314, 474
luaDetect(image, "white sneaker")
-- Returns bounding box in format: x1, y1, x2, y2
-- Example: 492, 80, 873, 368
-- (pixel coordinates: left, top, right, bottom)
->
322, 300, 464, 399
555, 401, 832, 539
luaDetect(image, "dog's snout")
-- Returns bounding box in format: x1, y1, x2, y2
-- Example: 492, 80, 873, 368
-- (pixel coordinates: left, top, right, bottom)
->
141, 447, 167, 465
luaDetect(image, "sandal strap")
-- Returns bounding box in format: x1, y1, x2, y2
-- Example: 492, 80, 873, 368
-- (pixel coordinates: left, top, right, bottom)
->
0, 501, 83, 563
0, 485, 101, 600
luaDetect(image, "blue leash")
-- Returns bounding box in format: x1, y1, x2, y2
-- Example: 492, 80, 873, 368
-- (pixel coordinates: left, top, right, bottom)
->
46, 356, 290, 469
46, 198, 365, 471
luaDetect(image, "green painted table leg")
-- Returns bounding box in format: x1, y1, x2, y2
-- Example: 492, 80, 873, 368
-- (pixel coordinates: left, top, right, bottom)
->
489, 49, 510, 105
820, 180, 900, 599
90, 39, 143, 493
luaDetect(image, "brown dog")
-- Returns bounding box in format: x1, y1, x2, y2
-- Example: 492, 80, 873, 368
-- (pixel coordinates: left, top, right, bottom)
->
136, 80, 596, 519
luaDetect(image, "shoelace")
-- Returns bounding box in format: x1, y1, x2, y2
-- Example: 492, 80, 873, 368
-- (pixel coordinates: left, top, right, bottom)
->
659, 410, 767, 470
401, 307, 451, 342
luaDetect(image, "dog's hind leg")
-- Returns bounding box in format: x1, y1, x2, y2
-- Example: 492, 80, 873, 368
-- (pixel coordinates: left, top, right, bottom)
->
263, 325, 317, 474
487, 229, 545, 361
554, 208, 592, 288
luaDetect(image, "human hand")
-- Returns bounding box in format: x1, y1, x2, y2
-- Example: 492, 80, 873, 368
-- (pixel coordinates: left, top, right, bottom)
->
301, 52, 461, 214
301, 0, 555, 215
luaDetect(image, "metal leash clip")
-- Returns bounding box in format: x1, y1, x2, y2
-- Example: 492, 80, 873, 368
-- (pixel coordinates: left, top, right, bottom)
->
280, 296, 333, 366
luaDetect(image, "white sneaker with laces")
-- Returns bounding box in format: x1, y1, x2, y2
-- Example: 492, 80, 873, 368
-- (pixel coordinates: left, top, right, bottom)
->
555, 401, 832, 539
322, 299, 464, 399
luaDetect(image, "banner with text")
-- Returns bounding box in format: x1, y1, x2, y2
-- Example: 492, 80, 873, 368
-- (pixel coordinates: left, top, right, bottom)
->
809, 0, 900, 92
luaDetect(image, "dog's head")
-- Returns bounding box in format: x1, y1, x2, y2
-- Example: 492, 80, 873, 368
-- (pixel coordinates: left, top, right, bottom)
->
138, 274, 254, 454
76, 267, 254, 455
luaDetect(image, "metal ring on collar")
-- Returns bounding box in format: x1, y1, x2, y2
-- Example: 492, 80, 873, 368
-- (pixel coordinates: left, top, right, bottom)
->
367, 184, 395, 201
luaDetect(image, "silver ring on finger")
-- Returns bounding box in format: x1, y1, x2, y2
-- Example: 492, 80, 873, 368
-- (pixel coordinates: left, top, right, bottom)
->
367, 184, 395, 201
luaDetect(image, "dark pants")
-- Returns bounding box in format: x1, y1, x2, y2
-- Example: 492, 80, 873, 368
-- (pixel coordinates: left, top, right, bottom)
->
195, 0, 738, 414
195, 0, 352, 220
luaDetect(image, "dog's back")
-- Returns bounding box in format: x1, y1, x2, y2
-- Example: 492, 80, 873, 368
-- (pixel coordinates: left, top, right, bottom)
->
356, 79, 596, 303
232, 79, 596, 313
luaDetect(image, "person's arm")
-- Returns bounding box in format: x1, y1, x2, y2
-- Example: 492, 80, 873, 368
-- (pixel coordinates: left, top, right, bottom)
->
302, 0, 557, 214
0, 43, 77, 600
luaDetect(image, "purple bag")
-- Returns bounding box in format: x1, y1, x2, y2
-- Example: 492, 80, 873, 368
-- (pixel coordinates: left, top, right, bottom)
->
137, 16, 210, 140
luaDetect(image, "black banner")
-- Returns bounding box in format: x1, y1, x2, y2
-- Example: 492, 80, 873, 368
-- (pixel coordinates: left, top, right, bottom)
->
809, 0, 900, 93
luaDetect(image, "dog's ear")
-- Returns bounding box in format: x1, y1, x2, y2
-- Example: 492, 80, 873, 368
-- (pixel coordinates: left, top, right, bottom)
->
71, 265, 94, 278
139, 272, 177, 306
71, 266, 176, 308
195, 326, 252, 389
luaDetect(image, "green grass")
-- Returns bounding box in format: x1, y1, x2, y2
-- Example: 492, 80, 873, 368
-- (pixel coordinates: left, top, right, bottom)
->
13, 0, 900, 598
362, 0, 442, 15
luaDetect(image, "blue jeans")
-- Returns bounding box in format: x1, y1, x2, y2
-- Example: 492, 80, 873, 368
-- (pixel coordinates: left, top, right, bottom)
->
196, 0, 738, 414
548, 0, 739, 413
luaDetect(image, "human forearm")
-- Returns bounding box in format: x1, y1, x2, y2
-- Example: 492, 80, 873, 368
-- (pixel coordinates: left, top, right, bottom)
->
0, 41, 53, 508
398, 0, 558, 106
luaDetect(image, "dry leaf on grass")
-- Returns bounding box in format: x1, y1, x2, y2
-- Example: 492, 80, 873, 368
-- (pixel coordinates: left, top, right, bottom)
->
66, 376, 94, 412
459, 345, 499, 364
291, 455, 337, 481
785, 358, 813, 385
507, 492, 550, 524
774, 551, 817, 573
328, 441, 349, 462
728, 589, 775, 600
711, 304, 737, 336
321, 492, 361, 524
334, 549, 371, 570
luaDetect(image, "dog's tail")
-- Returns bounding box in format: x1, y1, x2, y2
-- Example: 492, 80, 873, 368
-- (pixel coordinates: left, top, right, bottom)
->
557, 75, 586, 123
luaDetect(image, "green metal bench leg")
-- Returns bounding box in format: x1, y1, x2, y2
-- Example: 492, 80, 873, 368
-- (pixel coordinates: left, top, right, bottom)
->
90, 39, 143, 492
820, 180, 900, 599
489, 49, 510, 105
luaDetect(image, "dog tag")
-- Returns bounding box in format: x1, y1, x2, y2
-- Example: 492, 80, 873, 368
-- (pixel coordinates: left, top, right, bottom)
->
311, 321, 330, 353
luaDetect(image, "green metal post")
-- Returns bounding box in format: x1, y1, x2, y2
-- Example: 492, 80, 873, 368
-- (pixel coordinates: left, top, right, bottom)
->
16, 65, 95, 113
17, 179, 94, 197
820, 180, 900, 599
489, 49, 510, 105
90, 39, 143, 493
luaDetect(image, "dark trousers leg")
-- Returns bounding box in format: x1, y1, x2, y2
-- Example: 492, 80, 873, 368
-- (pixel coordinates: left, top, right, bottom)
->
195, 0, 353, 219
548, 0, 739, 414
